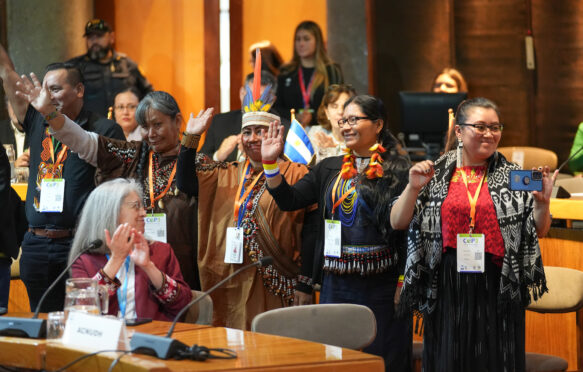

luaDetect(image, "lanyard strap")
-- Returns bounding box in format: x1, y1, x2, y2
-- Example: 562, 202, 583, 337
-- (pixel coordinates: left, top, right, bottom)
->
331, 172, 356, 215
233, 159, 264, 226
46, 130, 68, 177
298, 67, 315, 109
106, 255, 131, 317
148, 151, 177, 211
459, 168, 487, 232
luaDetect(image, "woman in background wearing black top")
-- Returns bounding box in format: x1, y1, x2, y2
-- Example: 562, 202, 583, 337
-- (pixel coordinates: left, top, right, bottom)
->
274, 21, 343, 127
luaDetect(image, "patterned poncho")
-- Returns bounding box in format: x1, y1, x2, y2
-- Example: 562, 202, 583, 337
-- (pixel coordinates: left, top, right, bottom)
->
400, 150, 547, 314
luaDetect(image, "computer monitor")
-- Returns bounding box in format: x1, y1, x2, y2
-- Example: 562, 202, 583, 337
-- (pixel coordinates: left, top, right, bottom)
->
398, 92, 467, 159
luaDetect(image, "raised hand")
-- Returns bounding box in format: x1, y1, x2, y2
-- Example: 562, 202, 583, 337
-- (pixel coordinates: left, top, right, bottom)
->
533, 166, 558, 205
215, 134, 240, 161
104, 223, 134, 261
15, 73, 54, 115
261, 121, 284, 162
129, 231, 151, 268
186, 107, 214, 135
408, 160, 435, 191
313, 131, 336, 149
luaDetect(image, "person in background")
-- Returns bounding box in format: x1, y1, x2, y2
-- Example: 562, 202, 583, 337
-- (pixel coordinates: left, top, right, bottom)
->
263, 95, 412, 371
274, 21, 343, 127
70, 178, 192, 321
16, 82, 207, 291
308, 84, 356, 163
391, 97, 555, 371
248, 41, 284, 77
431, 67, 468, 94
0, 97, 29, 167
432, 67, 469, 155
200, 71, 290, 162
568, 123, 583, 174
67, 19, 153, 117
113, 88, 144, 141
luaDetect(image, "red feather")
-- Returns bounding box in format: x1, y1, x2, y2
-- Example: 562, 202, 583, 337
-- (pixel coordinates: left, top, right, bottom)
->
253, 48, 261, 102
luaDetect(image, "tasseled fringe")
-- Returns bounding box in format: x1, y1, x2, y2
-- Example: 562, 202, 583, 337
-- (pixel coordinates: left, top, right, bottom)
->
323, 249, 395, 276
260, 265, 296, 306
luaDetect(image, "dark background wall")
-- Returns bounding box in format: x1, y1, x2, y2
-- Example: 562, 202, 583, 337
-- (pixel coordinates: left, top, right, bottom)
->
371, 0, 583, 170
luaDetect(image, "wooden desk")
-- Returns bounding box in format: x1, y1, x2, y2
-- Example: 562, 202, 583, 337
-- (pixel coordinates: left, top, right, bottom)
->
0, 316, 383, 371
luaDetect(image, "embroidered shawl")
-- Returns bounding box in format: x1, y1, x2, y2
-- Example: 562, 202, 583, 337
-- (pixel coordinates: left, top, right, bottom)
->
400, 150, 547, 314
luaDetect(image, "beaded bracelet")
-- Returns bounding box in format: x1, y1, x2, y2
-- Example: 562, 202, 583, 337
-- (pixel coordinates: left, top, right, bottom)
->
44, 110, 59, 122
397, 274, 404, 287
262, 159, 280, 178
181, 132, 200, 149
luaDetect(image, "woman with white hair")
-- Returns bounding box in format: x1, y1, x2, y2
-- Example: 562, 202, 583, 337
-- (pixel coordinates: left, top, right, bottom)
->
69, 178, 192, 321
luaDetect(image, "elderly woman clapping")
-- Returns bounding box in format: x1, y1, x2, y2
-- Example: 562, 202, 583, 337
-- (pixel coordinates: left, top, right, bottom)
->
69, 178, 192, 321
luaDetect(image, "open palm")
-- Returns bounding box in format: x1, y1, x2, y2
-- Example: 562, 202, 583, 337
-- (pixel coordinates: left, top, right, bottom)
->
261, 121, 284, 162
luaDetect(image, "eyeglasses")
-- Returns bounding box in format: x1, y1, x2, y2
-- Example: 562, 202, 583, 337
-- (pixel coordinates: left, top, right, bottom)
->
114, 104, 138, 111
459, 123, 504, 134
337, 116, 371, 127
124, 200, 143, 211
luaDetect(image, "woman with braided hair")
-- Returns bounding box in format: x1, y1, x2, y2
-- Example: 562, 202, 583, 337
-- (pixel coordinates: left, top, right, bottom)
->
17, 83, 212, 290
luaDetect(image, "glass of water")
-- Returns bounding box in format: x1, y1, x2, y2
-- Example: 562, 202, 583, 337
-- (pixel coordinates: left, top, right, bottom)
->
46, 311, 66, 339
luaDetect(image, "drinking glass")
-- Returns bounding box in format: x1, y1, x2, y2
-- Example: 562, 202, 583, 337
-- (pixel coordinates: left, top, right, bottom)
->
46, 311, 65, 339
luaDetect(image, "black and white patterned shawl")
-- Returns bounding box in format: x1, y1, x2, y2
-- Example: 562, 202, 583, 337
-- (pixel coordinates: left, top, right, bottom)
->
400, 150, 547, 314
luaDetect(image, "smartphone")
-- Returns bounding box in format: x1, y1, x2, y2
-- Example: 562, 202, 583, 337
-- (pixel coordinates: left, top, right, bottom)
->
509, 170, 542, 191
125, 317, 152, 326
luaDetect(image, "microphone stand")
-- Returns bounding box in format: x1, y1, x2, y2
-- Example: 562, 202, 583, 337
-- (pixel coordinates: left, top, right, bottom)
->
0, 239, 103, 338
130, 256, 273, 360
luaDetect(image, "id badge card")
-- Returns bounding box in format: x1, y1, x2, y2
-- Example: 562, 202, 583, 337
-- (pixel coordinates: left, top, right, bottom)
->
457, 233, 485, 273
144, 213, 167, 243
324, 219, 342, 258
39, 178, 65, 212
225, 227, 244, 264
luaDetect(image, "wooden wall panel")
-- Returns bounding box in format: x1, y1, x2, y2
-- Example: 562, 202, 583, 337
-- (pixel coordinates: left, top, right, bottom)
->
532, 1, 583, 171
454, 0, 530, 148
372, 0, 452, 133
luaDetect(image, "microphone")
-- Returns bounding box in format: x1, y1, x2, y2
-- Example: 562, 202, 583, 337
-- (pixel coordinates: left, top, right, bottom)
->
551, 146, 583, 199
0, 239, 103, 338
130, 256, 274, 360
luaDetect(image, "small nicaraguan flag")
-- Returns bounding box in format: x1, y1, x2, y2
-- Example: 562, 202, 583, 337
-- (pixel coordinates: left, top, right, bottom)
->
284, 118, 315, 165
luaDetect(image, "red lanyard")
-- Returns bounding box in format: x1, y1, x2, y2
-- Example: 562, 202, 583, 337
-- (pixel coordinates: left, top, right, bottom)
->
148, 151, 177, 210
233, 159, 264, 225
459, 168, 487, 233
298, 67, 315, 109
46, 131, 68, 178
331, 172, 356, 215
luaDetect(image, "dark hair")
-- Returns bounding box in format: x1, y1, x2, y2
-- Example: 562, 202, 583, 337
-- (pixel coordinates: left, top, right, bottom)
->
244, 70, 278, 92
115, 87, 143, 102
249, 41, 283, 76
45, 62, 84, 86
316, 84, 356, 131
444, 97, 501, 152
134, 91, 182, 180
344, 94, 410, 243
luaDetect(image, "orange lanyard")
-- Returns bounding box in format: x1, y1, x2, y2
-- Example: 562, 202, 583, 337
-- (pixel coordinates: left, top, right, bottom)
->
331, 172, 356, 215
459, 168, 487, 232
233, 159, 264, 225
148, 151, 177, 210
47, 132, 68, 178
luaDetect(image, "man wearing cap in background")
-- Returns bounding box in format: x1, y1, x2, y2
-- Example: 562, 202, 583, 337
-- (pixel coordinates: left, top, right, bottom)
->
67, 19, 153, 117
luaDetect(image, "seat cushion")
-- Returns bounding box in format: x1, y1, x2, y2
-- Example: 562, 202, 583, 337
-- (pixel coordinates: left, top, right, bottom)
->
525, 352, 568, 372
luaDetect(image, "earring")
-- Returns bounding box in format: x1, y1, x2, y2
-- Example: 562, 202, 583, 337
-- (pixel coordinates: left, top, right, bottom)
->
456, 138, 463, 168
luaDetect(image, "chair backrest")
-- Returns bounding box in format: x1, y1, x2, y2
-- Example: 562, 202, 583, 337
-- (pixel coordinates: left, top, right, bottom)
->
251, 303, 377, 350
528, 266, 583, 313
497, 146, 558, 170
183, 290, 214, 325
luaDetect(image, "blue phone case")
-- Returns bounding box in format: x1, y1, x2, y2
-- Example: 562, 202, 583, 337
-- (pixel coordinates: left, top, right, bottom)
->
509, 170, 542, 191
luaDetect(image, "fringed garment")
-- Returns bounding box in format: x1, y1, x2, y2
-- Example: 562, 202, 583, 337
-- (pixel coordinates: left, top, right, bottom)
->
400, 150, 547, 372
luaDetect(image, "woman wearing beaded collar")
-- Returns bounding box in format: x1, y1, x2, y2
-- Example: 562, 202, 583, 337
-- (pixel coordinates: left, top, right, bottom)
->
16, 75, 212, 291
262, 95, 412, 372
